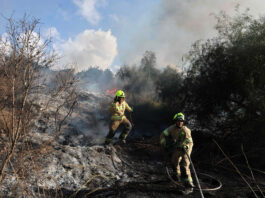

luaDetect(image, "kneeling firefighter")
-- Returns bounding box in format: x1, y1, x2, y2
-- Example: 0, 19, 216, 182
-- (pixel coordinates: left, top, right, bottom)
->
105, 90, 133, 145
160, 112, 195, 187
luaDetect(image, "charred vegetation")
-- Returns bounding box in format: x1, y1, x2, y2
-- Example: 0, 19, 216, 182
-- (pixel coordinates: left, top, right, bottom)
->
0, 10, 265, 198
0, 15, 78, 196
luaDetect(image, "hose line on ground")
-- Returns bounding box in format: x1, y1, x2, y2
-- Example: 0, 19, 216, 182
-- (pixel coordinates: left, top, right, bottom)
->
185, 149, 204, 198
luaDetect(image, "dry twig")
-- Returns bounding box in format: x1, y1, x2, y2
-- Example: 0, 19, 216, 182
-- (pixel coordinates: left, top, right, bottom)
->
213, 139, 259, 198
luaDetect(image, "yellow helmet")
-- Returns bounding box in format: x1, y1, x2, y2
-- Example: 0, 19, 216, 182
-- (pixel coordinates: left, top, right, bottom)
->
116, 90, 125, 97
173, 112, 185, 121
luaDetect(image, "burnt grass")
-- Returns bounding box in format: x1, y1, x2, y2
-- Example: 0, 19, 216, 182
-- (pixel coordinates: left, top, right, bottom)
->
42, 134, 265, 198
120, 137, 265, 198
126, 128, 265, 198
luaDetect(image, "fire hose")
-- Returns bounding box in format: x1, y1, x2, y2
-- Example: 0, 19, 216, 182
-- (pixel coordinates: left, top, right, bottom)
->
166, 149, 222, 196
185, 149, 204, 198
126, 108, 221, 196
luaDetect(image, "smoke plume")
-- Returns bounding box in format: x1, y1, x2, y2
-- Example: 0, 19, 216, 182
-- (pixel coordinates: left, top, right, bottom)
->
122, 0, 265, 68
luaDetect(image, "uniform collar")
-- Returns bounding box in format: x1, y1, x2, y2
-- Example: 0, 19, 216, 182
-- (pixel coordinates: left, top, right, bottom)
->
175, 124, 184, 129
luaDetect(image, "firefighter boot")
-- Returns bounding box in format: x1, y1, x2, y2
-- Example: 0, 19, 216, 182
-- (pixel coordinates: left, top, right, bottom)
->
185, 178, 195, 188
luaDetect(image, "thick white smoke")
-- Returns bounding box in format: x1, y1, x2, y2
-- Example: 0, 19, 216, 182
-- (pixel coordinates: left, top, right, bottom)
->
122, 0, 265, 69
59, 29, 118, 72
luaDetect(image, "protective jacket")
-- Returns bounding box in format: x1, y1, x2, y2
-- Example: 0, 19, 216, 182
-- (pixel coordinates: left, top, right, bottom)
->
105, 100, 132, 144
109, 101, 132, 121
160, 124, 193, 183
160, 124, 193, 149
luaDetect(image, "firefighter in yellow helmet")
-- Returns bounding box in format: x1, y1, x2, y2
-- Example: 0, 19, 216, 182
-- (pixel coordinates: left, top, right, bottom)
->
105, 90, 133, 144
160, 112, 194, 187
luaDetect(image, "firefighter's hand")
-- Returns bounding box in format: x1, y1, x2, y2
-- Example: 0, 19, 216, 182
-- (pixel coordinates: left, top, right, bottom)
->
182, 145, 188, 151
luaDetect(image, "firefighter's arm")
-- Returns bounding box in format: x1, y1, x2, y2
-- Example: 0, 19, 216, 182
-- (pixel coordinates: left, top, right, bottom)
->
125, 102, 133, 112
160, 128, 170, 147
182, 128, 193, 150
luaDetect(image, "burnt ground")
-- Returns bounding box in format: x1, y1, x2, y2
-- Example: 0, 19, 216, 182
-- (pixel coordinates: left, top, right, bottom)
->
76, 137, 265, 198
4, 131, 264, 198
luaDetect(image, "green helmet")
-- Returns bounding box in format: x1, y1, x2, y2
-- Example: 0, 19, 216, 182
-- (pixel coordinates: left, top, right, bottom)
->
116, 90, 125, 97
173, 112, 185, 121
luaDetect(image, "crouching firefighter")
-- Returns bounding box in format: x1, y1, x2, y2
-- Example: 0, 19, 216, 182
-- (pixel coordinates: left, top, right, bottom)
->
160, 112, 195, 187
105, 90, 133, 145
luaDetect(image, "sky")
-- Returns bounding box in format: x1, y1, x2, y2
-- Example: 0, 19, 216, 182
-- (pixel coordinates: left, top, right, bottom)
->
1, 0, 265, 72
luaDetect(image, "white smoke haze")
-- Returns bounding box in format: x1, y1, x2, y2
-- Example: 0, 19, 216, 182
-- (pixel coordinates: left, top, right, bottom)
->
122, 0, 265, 69
59, 29, 118, 72
0, 31, 45, 57
73, 0, 107, 25
43, 27, 60, 39
109, 14, 120, 23
0, 33, 12, 55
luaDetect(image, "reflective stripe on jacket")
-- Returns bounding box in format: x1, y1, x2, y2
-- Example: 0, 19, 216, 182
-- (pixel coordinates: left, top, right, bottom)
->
109, 101, 132, 120
160, 125, 193, 148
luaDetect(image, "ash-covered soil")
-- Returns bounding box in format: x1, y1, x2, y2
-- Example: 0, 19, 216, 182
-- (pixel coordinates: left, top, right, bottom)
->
3, 135, 264, 198
1, 91, 264, 198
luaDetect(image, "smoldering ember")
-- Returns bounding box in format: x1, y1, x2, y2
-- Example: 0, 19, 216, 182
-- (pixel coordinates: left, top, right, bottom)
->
1, 6, 265, 198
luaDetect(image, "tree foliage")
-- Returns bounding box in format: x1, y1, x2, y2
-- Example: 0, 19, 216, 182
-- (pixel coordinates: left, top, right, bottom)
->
185, 12, 265, 138
156, 66, 184, 111
116, 51, 160, 103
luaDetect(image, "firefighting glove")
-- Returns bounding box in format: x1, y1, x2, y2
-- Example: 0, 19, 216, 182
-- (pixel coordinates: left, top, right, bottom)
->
182, 145, 188, 152
131, 107, 133, 112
